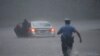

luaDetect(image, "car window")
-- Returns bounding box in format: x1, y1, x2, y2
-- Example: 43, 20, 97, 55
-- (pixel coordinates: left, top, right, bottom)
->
32, 22, 51, 27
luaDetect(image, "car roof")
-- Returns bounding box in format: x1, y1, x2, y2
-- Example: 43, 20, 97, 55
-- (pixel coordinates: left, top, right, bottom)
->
30, 21, 52, 28
30, 21, 50, 24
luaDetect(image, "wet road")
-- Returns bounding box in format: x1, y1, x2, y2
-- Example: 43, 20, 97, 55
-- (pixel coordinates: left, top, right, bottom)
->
0, 20, 100, 56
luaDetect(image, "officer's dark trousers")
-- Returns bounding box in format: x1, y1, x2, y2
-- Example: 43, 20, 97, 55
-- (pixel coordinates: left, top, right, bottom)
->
61, 37, 74, 56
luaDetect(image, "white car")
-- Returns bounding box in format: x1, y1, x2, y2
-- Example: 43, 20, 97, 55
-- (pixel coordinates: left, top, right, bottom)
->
27, 21, 56, 37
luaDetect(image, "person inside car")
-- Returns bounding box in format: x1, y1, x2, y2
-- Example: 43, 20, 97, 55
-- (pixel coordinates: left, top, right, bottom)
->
22, 19, 30, 33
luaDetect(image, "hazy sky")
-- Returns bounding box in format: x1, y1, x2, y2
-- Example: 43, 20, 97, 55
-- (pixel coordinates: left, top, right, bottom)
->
0, 0, 100, 27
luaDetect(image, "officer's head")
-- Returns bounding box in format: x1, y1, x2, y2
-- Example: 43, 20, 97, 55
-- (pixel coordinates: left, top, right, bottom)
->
24, 19, 28, 22
64, 18, 71, 25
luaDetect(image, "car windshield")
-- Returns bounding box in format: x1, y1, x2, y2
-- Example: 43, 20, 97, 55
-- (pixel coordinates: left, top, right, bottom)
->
32, 22, 51, 28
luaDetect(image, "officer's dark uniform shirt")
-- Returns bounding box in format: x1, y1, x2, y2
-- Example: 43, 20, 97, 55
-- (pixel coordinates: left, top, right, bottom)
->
58, 24, 76, 54
57, 24, 76, 38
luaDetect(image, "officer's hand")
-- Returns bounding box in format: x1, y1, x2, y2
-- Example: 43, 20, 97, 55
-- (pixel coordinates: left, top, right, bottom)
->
80, 39, 82, 43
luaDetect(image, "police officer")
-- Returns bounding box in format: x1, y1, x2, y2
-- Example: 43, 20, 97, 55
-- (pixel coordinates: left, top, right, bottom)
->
57, 18, 82, 56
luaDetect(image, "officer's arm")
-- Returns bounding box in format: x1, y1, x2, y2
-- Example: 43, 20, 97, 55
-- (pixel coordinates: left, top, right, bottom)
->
75, 30, 82, 43
57, 28, 63, 35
